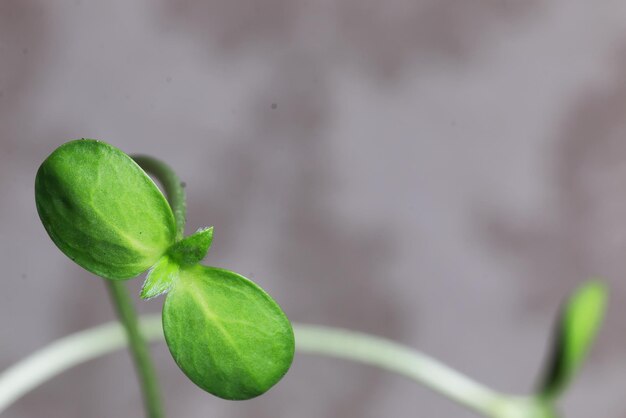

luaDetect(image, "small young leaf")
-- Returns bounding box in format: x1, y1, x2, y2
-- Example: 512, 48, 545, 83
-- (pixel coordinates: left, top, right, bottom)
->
168, 227, 213, 266
163, 265, 295, 400
140, 255, 180, 300
537, 280, 608, 399
35, 139, 177, 279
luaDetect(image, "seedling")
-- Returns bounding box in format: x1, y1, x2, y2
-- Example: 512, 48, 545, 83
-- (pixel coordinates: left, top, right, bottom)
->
0, 140, 609, 417
35, 139, 294, 401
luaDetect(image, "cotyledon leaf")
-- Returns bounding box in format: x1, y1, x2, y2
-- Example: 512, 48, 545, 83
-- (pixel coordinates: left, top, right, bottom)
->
163, 265, 295, 400
35, 139, 177, 279
537, 280, 608, 400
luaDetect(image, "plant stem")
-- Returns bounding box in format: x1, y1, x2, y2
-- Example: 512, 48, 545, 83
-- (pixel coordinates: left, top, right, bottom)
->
295, 325, 503, 416
132, 155, 187, 239
105, 281, 165, 418
0, 316, 163, 415
0, 318, 509, 417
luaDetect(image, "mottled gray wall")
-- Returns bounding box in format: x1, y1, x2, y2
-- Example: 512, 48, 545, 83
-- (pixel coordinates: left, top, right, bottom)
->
2, 1, 626, 417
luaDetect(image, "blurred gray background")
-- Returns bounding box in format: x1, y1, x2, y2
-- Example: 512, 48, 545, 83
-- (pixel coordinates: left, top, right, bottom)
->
2, 0, 626, 417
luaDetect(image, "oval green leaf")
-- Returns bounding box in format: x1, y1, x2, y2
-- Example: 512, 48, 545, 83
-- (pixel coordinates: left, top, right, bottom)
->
537, 280, 608, 399
35, 139, 177, 279
163, 265, 295, 400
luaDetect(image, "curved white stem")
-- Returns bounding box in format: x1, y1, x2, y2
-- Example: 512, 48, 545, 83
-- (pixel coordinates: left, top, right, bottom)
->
0, 318, 504, 416
296, 325, 502, 415
0, 316, 163, 414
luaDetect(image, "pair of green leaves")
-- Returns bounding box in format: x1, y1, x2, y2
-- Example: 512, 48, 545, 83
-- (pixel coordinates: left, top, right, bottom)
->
35, 140, 294, 400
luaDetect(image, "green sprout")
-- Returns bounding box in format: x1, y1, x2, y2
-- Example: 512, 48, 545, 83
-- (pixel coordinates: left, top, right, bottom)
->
34, 139, 294, 400
537, 280, 608, 400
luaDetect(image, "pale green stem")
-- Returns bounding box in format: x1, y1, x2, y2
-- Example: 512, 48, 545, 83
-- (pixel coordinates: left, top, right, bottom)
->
0, 318, 507, 417
0, 316, 163, 415
296, 325, 503, 415
105, 281, 165, 418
